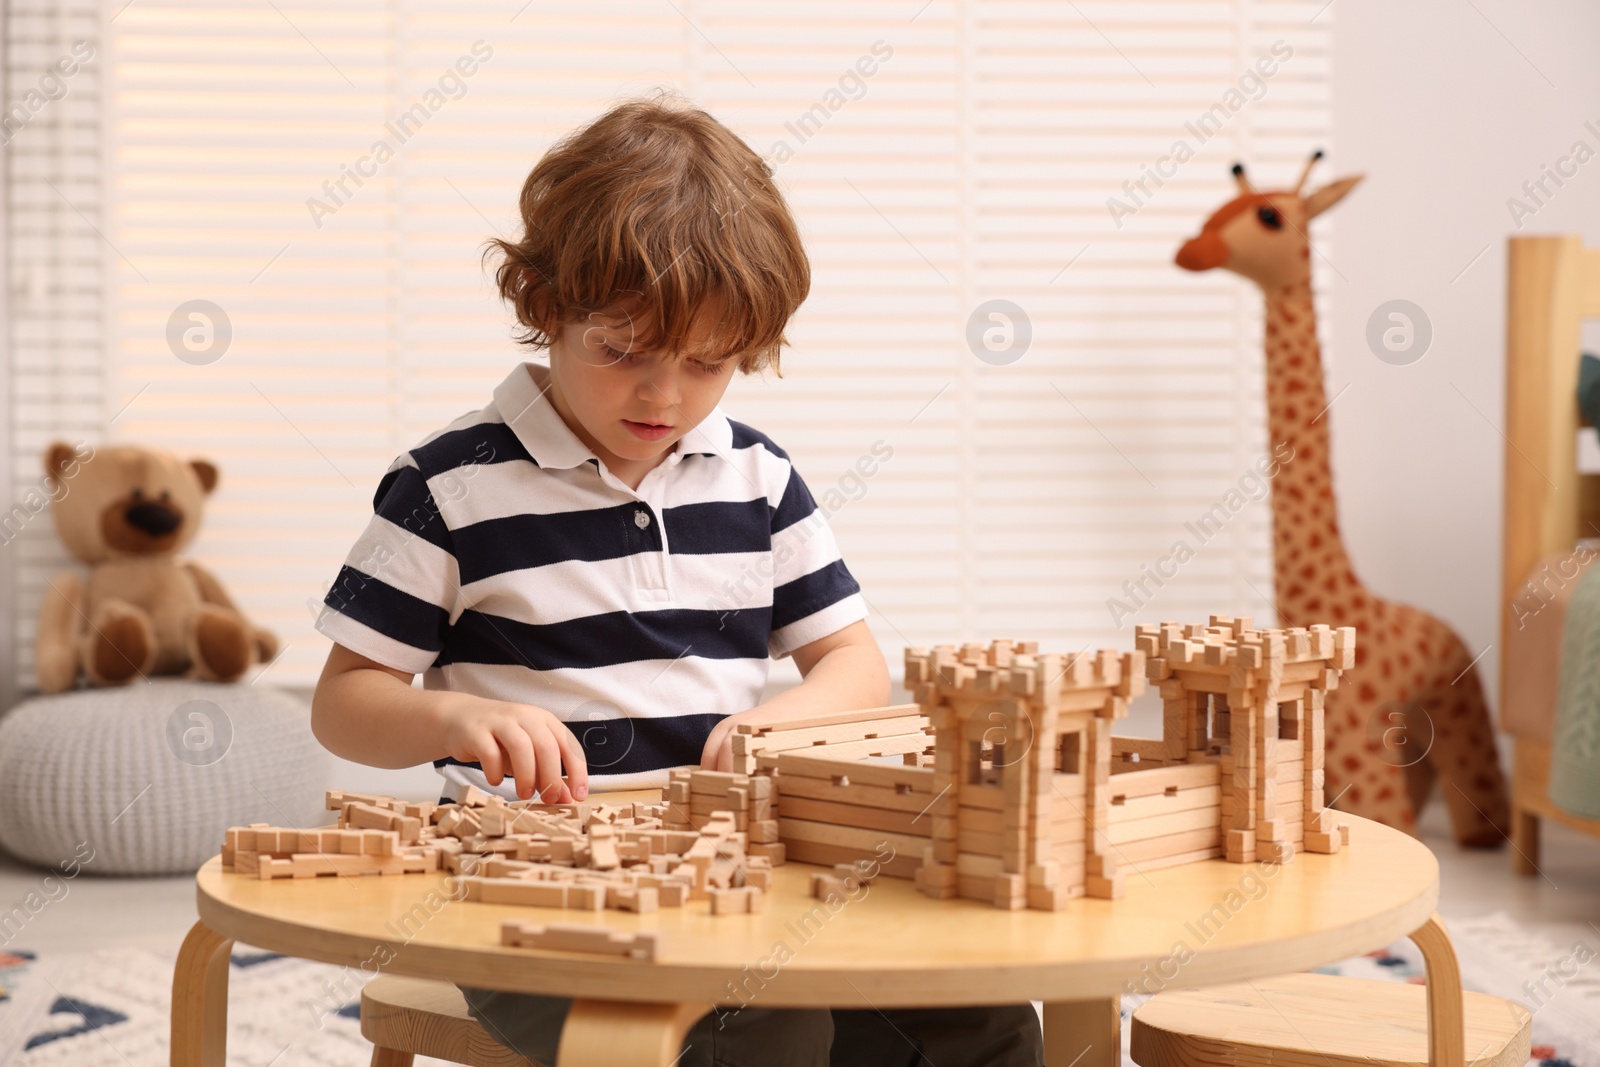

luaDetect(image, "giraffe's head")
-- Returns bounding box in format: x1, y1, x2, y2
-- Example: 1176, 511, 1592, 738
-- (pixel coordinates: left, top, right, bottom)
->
1175, 151, 1362, 289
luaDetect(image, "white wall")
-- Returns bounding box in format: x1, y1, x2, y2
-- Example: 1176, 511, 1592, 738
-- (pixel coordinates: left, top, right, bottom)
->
1328, 0, 1600, 709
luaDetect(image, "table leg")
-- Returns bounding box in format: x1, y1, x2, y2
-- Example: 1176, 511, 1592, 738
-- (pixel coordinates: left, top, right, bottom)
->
170, 919, 234, 1067
555, 999, 709, 1066
1411, 912, 1466, 1067
1042, 997, 1120, 1067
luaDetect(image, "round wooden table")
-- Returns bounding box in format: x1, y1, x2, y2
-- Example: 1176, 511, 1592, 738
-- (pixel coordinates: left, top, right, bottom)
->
173, 813, 1440, 1066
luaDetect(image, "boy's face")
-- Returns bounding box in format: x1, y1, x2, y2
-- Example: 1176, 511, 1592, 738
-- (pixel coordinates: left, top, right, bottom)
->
545, 301, 739, 480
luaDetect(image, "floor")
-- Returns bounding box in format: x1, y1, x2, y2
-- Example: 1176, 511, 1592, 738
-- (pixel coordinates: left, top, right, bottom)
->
0, 785, 1595, 1055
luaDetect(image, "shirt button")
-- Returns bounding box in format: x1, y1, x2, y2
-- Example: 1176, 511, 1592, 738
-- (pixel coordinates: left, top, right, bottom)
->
634, 509, 651, 529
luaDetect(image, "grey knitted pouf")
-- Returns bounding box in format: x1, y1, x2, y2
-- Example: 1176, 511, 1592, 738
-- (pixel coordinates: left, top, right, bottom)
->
0, 679, 329, 876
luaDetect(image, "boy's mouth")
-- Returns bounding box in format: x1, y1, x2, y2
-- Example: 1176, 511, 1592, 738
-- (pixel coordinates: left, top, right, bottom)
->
622, 419, 674, 442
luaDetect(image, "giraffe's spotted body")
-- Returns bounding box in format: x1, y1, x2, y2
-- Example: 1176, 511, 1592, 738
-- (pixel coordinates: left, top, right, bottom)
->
1175, 156, 1509, 843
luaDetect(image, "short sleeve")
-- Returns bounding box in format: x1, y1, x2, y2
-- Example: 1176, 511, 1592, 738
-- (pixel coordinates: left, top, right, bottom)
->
766, 462, 868, 658
313, 453, 460, 674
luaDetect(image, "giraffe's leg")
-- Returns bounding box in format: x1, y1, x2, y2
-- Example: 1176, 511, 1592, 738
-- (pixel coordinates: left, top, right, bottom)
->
1403, 750, 1437, 819
1421, 661, 1511, 848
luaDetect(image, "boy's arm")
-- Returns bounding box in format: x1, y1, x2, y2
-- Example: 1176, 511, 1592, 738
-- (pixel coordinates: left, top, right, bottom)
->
312, 642, 590, 800
699, 619, 890, 771
311, 642, 459, 769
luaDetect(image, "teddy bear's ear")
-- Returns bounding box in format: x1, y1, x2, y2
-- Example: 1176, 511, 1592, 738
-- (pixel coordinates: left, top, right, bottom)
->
43, 441, 78, 480
190, 459, 219, 495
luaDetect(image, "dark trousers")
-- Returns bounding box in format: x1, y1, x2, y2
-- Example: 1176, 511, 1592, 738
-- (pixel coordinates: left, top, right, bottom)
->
457, 986, 1042, 1067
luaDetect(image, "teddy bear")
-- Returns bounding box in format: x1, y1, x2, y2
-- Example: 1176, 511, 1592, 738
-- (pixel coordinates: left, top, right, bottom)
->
33, 440, 279, 694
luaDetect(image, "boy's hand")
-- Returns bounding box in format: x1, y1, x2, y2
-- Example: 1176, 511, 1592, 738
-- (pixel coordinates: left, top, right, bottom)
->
438, 695, 589, 802
700, 709, 764, 773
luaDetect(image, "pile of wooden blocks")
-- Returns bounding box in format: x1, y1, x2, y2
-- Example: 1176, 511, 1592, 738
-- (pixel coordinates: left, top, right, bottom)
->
664, 768, 785, 864
223, 785, 772, 916
223, 790, 445, 878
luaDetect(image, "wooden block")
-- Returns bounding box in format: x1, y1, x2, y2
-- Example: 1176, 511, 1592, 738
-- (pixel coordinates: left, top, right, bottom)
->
1304, 829, 1340, 854
992, 872, 1025, 910
1026, 881, 1085, 910
1127, 845, 1222, 872
566, 883, 606, 910
1260, 840, 1295, 864
502, 921, 660, 961
775, 751, 938, 789
611, 886, 660, 914
810, 871, 853, 902
747, 841, 786, 864
956, 827, 1004, 858
1104, 763, 1221, 803
1224, 828, 1256, 863
777, 819, 929, 857
256, 853, 407, 879
479, 807, 506, 836
690, 770, 750, 795
1085, 872, 1124, 899
774, 795, 927, 836
708, 886, 764, 915
1106, 805, 1221, 846
587, 837, 621, 871
738, 703, 924, 734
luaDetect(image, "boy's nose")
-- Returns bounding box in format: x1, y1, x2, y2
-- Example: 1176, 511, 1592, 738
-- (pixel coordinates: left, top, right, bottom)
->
638, 367, 681, 408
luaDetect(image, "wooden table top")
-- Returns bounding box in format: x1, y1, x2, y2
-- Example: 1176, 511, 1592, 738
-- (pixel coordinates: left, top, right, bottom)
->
196, 811, 1438, 1008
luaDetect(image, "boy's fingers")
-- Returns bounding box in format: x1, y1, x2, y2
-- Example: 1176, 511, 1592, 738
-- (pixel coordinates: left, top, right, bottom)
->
473, 732, 504, 785
553, 722, 589, 800
529, 726, 566, 803
492, 725, 539, 800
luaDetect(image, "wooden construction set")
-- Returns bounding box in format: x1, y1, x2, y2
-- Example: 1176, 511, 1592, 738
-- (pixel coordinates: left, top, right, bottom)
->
224, 616, 1355, 916
223, 785, 773, 926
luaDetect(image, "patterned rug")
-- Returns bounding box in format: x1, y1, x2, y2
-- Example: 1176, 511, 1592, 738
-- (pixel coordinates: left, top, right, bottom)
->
0, 912, 1591, 1066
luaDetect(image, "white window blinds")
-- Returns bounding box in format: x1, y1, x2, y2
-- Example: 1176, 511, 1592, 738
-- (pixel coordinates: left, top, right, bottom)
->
7, 1, 1332, 696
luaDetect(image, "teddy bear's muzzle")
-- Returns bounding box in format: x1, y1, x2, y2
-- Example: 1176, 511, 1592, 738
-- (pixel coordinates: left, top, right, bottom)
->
124, 501, 183, 538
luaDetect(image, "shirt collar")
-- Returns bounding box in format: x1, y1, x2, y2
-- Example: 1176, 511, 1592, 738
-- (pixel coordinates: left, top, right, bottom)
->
493, 361, 733, 471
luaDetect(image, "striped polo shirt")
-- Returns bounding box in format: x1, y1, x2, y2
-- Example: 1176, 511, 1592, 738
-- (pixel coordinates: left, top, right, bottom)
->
314, 360, 867, 797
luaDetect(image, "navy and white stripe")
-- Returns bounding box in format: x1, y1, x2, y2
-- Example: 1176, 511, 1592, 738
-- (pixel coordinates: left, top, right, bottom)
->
314, 360, 866, 796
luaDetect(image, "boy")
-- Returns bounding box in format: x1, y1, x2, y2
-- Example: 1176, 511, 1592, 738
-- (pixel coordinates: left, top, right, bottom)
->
310, 93, 1042, 1067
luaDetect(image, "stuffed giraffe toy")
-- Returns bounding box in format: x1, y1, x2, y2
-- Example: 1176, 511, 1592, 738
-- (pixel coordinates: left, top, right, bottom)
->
1174, 151, 1509, 845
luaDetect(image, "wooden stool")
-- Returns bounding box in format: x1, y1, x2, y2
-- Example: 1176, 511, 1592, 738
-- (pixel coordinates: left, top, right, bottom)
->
1131, 913, 1531, 1067
360, 974, 541, 1067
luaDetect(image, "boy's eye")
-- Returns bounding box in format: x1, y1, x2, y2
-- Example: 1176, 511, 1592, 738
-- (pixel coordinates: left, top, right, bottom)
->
690, 358, 726, 375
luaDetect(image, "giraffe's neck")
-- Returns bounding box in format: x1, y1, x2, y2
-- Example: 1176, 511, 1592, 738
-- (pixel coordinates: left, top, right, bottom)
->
1262, 278, 1364, 624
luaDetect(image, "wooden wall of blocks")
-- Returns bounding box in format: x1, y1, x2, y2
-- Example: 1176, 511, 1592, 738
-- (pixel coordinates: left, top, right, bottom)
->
729, 704, 930, 775
772, 751, 933, 878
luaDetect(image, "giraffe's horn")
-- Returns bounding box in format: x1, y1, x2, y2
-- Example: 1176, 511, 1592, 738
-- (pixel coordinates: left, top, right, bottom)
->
1293, 149, 1325, 195
1231, 162, 1250, 195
